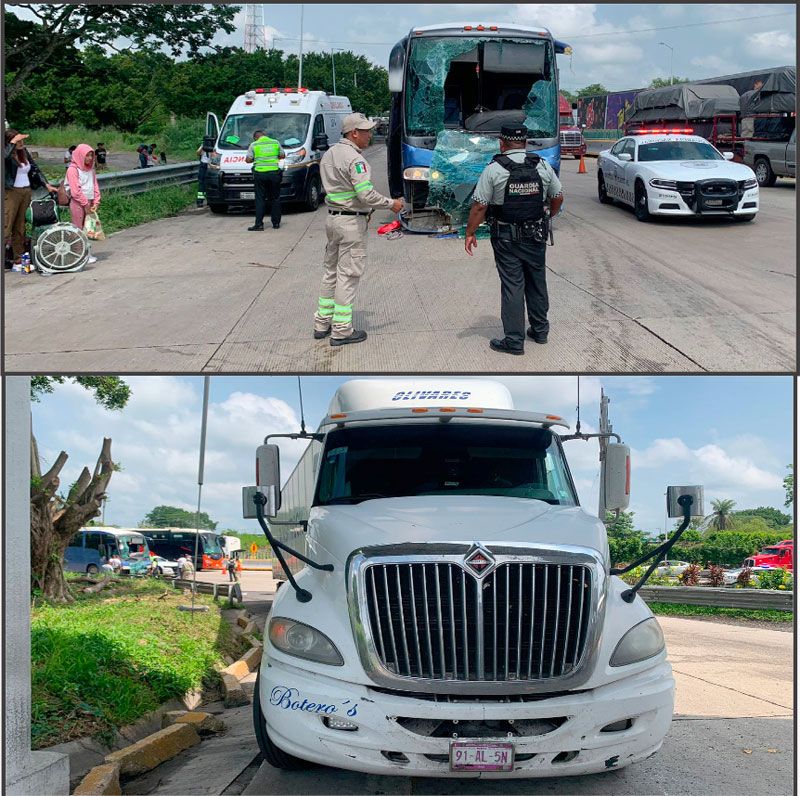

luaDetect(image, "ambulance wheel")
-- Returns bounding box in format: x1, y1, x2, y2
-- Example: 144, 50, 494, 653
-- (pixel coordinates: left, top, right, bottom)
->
253, 671, 307, 770
208, 203, 228, 214
597, 172, 612, 204
304, 175, 322, 211
634, 181, 651, 222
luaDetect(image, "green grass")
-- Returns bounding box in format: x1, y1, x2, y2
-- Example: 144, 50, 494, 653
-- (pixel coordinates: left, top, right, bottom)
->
648, 602, 793, 623
31, 576, 244, 749
97, 185, 196, 235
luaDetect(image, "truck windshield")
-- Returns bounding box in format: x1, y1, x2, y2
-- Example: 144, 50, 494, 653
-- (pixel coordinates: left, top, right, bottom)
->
315, 424, 577, 506
637, 141, 723, 162
218, 113, 311, 149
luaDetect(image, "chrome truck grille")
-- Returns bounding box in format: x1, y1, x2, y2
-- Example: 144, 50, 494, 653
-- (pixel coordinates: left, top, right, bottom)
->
349, 545, 605, 695
560, 131, 583, 146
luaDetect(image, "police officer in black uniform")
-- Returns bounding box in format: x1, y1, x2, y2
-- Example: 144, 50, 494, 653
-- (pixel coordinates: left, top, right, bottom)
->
465, 124, 564, 355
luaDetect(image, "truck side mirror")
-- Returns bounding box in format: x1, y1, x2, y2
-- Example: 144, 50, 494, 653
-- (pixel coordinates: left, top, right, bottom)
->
603, 443, 630, 511
666, 485, 704, 518
256, 444, 281, 516
313, 133, 329, 151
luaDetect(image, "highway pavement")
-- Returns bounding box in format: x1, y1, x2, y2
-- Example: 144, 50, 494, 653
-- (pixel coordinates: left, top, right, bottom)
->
5, 144, 795, 373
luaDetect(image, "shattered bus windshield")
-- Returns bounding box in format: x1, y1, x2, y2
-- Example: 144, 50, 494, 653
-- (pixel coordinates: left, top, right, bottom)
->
405, 36, 557, 138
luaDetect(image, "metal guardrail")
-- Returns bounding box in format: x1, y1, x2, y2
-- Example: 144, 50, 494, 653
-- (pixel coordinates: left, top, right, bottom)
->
639, 585, 793, 611
172, 578, 242, 603
96, 162, 198, 195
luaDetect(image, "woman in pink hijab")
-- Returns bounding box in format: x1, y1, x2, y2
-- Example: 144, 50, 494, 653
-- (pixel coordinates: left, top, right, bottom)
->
66, 143, 101, 263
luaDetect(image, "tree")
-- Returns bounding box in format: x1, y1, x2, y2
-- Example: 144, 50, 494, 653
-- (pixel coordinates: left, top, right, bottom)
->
604, 510, 646, 565
648, 77, 690, 89
30, 376, 131, 602
706, 498, 736, 531
141, 505, 217, 530
576, 83, 608, 98
31, 376, 131, 409
4, 3, 239, 99
731, 507, 792, 529
784, 465, 793, 508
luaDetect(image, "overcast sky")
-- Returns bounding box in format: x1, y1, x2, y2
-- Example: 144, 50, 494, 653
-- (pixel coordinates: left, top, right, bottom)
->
31, 376, 793, 536
215, 3, 796, 91
9, 3, 795, 91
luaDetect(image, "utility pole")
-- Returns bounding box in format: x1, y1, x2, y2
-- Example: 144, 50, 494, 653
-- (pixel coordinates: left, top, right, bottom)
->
298, 4, 304, 90
331, 50, 337, 96
659, 41, 674, 85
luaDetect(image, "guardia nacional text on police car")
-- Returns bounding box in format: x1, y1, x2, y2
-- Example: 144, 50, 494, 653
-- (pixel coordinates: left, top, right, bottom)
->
242, 379, 702, 779
597, 132, 760, 222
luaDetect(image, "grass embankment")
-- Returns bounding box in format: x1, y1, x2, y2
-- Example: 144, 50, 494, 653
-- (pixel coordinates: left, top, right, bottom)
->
28, 120, 203, 162
31, 575, 244, 749
648, 602, 792, 623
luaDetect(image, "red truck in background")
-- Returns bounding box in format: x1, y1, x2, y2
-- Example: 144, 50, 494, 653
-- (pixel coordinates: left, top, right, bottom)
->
559, 93, 587, 158
745, 539, 793, 571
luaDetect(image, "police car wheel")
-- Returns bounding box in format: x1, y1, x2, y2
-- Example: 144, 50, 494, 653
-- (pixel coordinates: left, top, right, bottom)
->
253, 671, 308, 770
208, 203, 228, 215
634, 182, 651, 222
597, 173, 612, 204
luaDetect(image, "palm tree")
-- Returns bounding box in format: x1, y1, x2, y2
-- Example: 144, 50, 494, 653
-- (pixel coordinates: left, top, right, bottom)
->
706, 498, 736, 531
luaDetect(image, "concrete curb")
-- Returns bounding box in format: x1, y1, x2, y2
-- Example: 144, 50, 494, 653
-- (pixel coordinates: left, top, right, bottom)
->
105, 723, 201, 777
73, 762, 121, 795
222, 611, 264, 707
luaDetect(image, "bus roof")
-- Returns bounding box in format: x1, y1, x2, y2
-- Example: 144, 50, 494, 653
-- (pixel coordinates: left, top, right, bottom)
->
410, 22, 553, 37
79, 526, 145, 536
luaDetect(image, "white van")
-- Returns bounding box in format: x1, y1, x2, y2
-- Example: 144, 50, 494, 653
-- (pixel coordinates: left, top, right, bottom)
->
204, 89, 352, 213
242, 379, 698, 779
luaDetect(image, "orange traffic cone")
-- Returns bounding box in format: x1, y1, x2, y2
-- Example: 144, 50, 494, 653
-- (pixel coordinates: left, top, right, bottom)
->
578, 153, 587, 174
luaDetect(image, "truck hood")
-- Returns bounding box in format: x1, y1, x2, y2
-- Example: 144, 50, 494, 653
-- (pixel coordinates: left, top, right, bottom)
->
307, 496, 607, 565
641, 160, 756, 181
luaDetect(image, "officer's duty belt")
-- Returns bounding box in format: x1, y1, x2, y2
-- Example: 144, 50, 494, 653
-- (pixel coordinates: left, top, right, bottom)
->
328, 209, 370, 216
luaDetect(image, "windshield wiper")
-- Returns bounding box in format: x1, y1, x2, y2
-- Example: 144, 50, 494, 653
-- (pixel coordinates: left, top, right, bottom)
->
324, 493, 390, 504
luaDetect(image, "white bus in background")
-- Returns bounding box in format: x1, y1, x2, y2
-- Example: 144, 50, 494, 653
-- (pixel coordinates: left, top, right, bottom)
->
242, 379, 699, 779
221, 535, 242, 557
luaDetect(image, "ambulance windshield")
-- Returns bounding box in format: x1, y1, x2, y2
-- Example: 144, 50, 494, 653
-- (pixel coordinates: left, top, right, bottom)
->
218, 113, 311, 149
314, 424, 577, 506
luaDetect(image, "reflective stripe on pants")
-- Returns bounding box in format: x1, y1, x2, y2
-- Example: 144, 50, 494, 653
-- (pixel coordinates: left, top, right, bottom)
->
313, 214, 368, 339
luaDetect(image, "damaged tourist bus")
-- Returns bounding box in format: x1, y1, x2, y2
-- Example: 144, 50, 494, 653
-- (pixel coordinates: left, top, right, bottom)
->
387, 23, 572, 230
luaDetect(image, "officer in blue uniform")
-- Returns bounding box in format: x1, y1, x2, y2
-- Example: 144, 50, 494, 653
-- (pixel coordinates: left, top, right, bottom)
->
465, 125, 564, 355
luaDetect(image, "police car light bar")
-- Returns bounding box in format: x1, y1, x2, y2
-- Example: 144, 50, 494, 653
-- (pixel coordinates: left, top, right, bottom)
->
634, 128, 694, 134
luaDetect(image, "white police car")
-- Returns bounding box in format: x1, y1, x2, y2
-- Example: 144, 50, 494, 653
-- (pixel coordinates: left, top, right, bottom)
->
597, 132, 759, 222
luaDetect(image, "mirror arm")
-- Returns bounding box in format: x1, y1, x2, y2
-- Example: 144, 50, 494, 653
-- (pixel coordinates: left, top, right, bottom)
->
559, 431, 621, 443
252, 492, 333, 603
614, 494, 694, 603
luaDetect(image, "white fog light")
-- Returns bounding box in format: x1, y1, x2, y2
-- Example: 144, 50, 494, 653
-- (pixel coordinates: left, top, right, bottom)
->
610, 617, 665, 667
322, 715, 359, 731
269, 617, 344, 665
403, 166, 431, 181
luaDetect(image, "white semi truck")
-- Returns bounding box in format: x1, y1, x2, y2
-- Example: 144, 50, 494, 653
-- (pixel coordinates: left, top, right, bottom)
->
242, 379, 697, 778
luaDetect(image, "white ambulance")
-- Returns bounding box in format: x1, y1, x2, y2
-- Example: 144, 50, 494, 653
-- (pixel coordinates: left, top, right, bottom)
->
204, 89, 352, 213
243, 379, 696, 779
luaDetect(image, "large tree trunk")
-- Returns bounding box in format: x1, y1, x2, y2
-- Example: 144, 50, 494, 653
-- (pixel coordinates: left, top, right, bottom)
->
30, 435, 115, 603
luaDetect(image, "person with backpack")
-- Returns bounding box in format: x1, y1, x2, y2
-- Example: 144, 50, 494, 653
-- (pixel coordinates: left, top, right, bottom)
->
137, 144, 149, 169
95, 143, 108, 171
464, 125, 564, 355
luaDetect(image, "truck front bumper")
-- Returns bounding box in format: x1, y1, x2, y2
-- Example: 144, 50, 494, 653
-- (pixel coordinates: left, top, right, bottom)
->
259, 657, 674, 778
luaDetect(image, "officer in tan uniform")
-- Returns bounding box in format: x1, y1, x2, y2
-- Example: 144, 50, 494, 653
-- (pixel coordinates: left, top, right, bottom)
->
313, 112, 404, 346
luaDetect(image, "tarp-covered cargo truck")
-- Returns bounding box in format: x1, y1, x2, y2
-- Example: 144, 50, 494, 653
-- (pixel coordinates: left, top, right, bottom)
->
243, 379, 702, 779
624, 84, 741, 153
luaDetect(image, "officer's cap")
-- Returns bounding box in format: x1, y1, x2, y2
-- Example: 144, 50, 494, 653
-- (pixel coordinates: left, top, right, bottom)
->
342, 113, 377, 134
500, 124, 530, 142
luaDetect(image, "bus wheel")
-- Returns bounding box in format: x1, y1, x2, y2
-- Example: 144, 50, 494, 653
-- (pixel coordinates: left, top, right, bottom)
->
253, 671, 308, 770
87, 564, 99, 575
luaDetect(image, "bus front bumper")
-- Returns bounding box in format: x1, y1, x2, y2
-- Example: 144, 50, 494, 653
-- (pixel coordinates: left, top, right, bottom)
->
258, 657, 674, 778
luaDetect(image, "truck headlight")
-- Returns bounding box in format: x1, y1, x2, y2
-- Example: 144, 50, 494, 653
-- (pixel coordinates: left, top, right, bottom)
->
649, 178, 677, 190
609, 618, 665, 667
269, 617, 344, 665
403, 166, 430, 181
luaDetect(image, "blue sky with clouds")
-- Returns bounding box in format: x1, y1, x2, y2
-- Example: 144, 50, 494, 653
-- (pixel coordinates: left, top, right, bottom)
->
10, 3, 795, 91
31, 376, 793, 536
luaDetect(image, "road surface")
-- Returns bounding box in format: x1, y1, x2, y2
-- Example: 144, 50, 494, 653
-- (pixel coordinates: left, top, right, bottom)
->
6, 145, 795, 372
